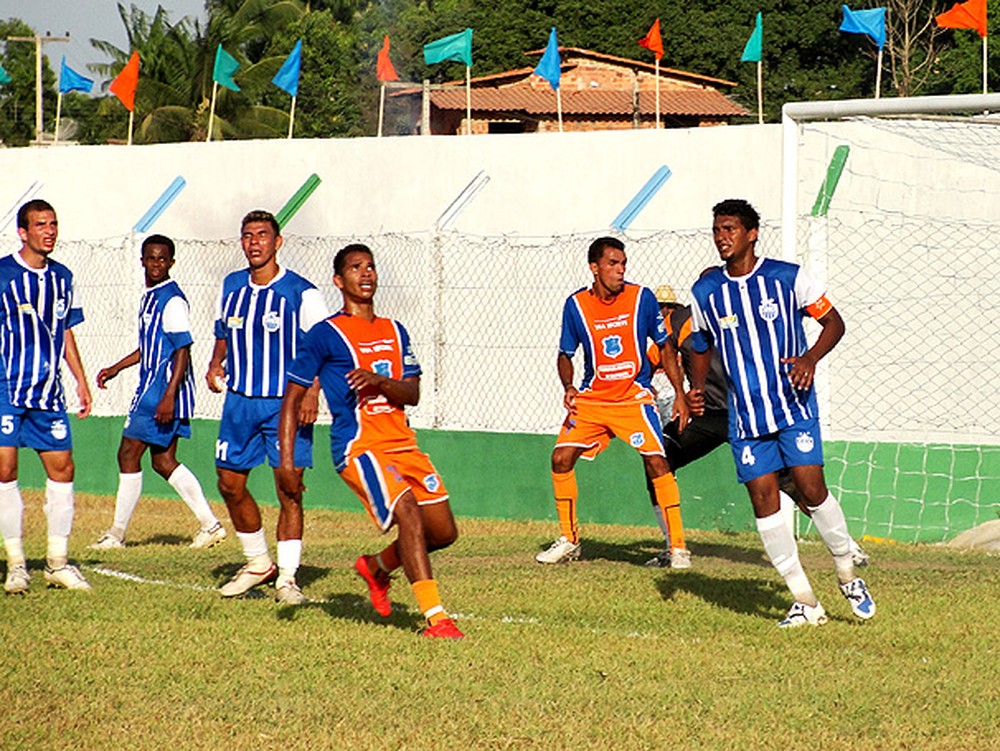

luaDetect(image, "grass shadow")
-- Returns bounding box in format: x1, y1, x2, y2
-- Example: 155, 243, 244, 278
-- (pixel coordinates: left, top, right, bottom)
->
655, 570, 788, 619
578, 535, 769, 568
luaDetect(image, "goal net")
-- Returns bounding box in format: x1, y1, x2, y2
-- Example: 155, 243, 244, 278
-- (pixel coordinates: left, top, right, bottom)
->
784, 94, 1000, 543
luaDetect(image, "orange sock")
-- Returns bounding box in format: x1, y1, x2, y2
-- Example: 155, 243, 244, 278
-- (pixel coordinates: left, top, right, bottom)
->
412, 578, 447, 625
375, 543, 401, 575
552, 470, 579, 543
652, 472, 686, 550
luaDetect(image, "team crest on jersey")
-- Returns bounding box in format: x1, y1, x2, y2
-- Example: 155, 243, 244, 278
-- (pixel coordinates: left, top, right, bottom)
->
227, 315, 244, 329
372, 360, 392, 378
143, 312, 153, 326
17, 303, 34, 317
55, 298, 68, 320
51, 419, 67, 441
796, 431, 815, 453
424, 473, 441, 492
758, 297, 778, 322
262, 311, 281, 333
629, 431, 644, 447
603, 335, 623, 358
719, 314, 739, 330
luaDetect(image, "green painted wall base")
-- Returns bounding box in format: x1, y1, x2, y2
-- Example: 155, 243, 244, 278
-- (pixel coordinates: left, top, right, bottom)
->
21, 417, 997, 543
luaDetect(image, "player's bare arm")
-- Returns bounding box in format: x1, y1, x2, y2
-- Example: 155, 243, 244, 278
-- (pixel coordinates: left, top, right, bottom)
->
689, 349, 712, 396
206, 338, 228, 392
346, 368, 419, 406
557, 353, 578, 413
276, 381, 308, 499
64, 328, 92, 418
297, 378, 322, 426
97, 348, 140, 389
154, 346, 190, 424
782, 306, 845, 391
657, 339, 689, 431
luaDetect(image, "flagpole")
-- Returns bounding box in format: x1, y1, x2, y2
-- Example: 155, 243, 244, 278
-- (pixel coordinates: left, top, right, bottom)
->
875, 48, 883, 99
207, 81, 217, 142
465, 65, 472, 135
378, 84, 386, 138
288, 95, 296, 139
127, 109, 134, 146
556, 88, 563, 133
756, 61, 764, 124
983, 36, 988, 94
54, 92, 63, 144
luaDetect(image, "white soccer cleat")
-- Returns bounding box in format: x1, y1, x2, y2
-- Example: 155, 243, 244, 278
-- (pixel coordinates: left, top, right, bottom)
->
849, 538, 870, 567
839, 577, 876, 620
669, 547, 692, 570
274, 579, 308, 606
190, 522, 227, 549
44, 564, 92, 591
535, 535, 581, 564
88, 530, 125, 550
4, 564, 30, 594
778, 601, 827, 628
219, 561, 277, 597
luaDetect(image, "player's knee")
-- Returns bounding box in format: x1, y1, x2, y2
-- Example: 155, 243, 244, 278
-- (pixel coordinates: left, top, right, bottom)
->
551, 449, 575, 474
216, 472, 244, 503
149, 454, 176, 479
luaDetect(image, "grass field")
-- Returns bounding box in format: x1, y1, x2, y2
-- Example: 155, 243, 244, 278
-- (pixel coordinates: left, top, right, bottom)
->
2, 491, 999, 751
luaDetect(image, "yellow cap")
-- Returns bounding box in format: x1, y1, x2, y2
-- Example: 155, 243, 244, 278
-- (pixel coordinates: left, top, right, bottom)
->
654, 285, 678, 305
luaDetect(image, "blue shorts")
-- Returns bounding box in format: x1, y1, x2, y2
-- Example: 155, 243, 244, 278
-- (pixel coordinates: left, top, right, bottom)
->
122, 410, 191, 448
730, 417, 824, 484
0, 402, 73, 452
216, 391, 312, 471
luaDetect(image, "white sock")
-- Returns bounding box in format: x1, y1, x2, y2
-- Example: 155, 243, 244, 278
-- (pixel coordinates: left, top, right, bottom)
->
277, 539, 302, 583
167, 464, 218, 529
0, 480, 24, 543
757, 511, 816, 607
3, 537, 25, 567
807, 493, 855, 583
236, 528, 269, 561
112, 471, 143, 535
779, 490, 797, 536
44, 479, 74, 567
652, 504, 670, 547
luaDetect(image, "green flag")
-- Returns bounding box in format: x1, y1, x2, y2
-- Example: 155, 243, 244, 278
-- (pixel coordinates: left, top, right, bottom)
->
423, 28, 473, 67
0, 64, 11, 86
741, 12, 763, 63
213, 45, 241, 91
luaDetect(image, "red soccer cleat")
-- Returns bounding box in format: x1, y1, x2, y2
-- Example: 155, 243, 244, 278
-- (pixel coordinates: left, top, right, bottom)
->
354, 555, 392, 616
423, 617, 465, 639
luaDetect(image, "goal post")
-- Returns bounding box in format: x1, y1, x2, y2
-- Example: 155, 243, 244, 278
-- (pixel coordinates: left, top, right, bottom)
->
781, 94, 1000, 543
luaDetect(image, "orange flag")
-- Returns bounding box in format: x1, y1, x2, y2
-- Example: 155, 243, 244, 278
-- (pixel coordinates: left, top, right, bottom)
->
110, 51, 140, 111
376, 35, 399, 82
936, 0, 988, 37
638, 19, 664, 60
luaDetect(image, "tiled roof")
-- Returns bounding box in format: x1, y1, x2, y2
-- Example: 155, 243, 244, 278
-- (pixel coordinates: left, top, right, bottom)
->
523, 47, 739, 89
428, 87, 748, 118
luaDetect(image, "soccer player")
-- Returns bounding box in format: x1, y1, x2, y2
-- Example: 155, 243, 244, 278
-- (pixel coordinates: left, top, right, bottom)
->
277, 243, 464, 639
90, 235, 226, 550
537, 237, 692, 568
689, 198, 875, 627
642, 284, 869, 569
0, 199, 92, 593
206, 210, 328, 604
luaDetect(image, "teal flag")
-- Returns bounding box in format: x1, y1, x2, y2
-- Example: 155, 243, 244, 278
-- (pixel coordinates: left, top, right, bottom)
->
534, 27, 562, 90
741, 12, 763, 62
0, 64, 11, 86
423, 28, 473, 67
213, 45, 241, 91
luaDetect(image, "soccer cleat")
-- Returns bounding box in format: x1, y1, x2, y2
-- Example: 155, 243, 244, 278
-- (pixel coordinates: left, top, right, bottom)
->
218, 561, 277, 597
669, 547, 692, 570
778, 601, 827, 628
44, 564, 92, 591
839, 577, 876, 620
4, 564, 30, 594
850, 538, 870, 567
644, 549, 671, 568
88, 530, 125, 550
423, 617, 465, 639
274, 579, 308, 606
190, 522, 227, 549
354, 555, 392, 616
535, 535, 581, 564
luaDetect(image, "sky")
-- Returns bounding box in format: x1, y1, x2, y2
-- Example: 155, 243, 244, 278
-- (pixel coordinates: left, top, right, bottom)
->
0, 1, 206, 85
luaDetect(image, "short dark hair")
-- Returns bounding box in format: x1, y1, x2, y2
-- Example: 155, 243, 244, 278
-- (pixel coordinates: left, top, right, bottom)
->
712, 199, 760, 232
240, 209, 280, 236
17, 199, 55, 230
588, 236, 625, 264
334, 243, 374, 276
141, 233, 175, 259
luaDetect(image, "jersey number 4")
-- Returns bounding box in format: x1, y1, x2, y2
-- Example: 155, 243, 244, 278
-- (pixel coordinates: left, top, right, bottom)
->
741, 445, 756, 466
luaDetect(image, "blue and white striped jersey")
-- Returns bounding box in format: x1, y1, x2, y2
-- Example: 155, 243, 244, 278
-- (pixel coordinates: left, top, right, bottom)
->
690, 258, 826, 440
134, 279, 195, 418
214, 267, 328, 398
0, 253, 83, 411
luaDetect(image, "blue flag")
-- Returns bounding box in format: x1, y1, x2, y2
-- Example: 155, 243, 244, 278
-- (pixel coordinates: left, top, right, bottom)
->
423, 28, 473, 67
534, 27, 561, 90
840, 5, 887, 50
0, 64, 10, 86
59, 56, 94, 94
272, 40, 302, 96
741, 13, 763, 63
213, 45, 241, 91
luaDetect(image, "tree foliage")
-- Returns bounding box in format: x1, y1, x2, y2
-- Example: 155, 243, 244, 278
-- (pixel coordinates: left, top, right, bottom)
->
0, 19, 58, 146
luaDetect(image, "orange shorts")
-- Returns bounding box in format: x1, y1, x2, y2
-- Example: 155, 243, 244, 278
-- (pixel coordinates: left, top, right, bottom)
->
339, 447, 449, 531
555, 399, 665, 460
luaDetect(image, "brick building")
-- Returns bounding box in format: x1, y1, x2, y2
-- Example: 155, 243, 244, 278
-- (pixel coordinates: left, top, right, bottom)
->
390, 47, 749, 135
